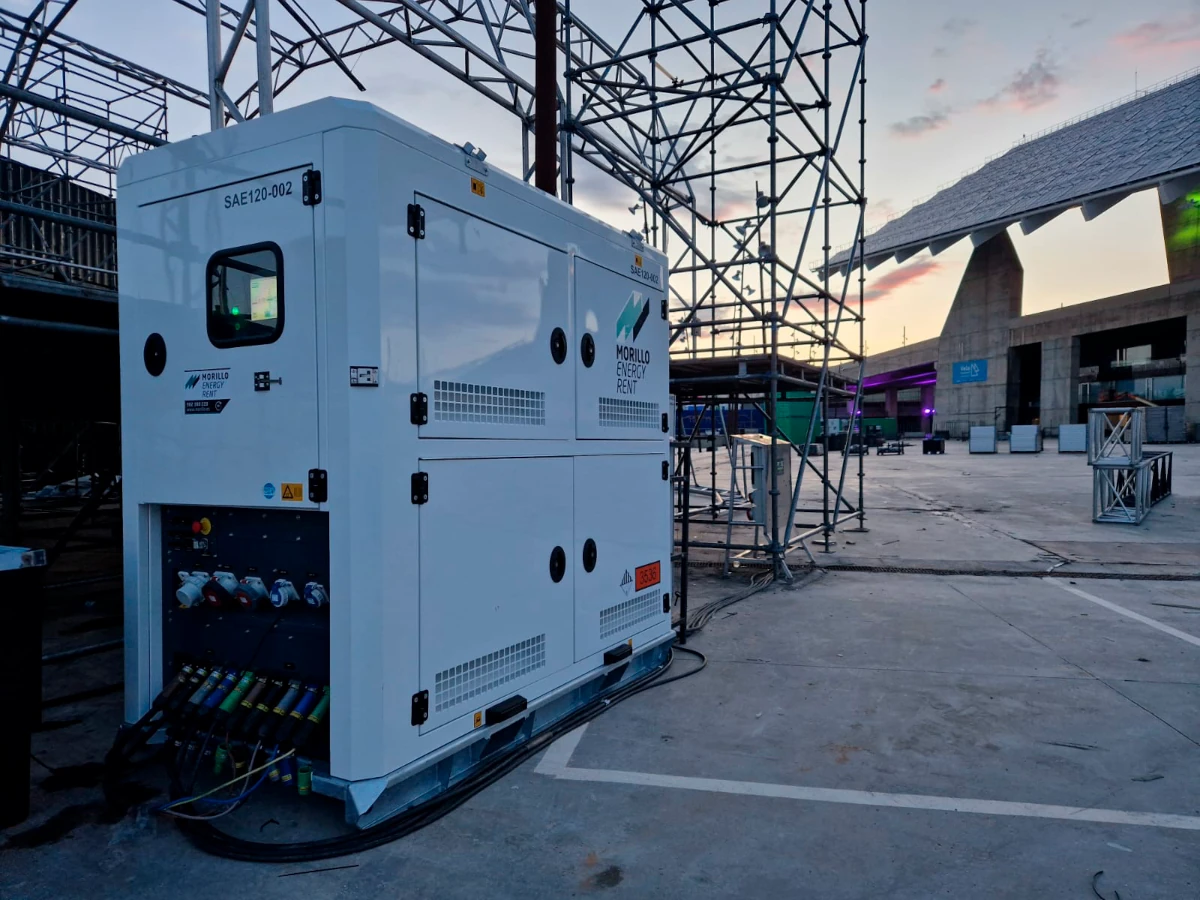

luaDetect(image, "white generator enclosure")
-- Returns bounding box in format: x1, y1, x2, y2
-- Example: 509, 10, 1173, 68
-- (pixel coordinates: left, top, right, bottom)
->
117, 99, 674, 825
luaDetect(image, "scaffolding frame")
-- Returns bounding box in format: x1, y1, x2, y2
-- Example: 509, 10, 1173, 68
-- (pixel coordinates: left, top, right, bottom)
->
0, 1, 869, 580
184, 0, 870, 580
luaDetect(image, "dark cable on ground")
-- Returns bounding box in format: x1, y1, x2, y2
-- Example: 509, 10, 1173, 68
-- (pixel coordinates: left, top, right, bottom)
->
100, 574, 771, 863
683, 571, 775, 635
99, 636, 706, 863
174, 640, 704, 862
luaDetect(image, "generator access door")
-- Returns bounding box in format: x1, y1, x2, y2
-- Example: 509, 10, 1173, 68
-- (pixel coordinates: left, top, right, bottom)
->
414, 197, 572, 440
572, 454, 672, 661
575, 257, 669, 440
417, 456, 575, 735
120, 136, 322, 508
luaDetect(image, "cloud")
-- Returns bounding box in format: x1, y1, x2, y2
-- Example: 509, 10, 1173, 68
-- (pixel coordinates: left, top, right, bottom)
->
864, 259, 943, 303
1112, 13, 1200, 56
889, 108, 951, 138
866, 198, 896, 230
1069, 17, 1091, 29
941, 17, 976, 37
929, 78, 946, 93
979, 49, 1062, 112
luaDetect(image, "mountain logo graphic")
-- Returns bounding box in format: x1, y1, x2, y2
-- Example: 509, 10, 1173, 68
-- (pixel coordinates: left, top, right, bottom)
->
615, 292, 649, 343
184, 374, 201, 389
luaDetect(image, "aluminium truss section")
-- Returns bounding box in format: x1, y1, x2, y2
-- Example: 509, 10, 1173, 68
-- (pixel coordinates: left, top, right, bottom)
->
1091, 451, 1173, 525
1087, 407, 1144, 466
0, 5, 204, 193
0, 4, 208, 288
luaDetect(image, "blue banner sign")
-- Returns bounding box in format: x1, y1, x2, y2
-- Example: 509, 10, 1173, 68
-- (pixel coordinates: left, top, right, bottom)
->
952, 359, 988, 384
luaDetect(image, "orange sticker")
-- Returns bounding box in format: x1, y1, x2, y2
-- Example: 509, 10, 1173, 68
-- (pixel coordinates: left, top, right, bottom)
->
634, 253, 643, 267
281, 482, 304, 502
471, 177, 486, 197
473, 711, 483, 729
635, 561, 661, 591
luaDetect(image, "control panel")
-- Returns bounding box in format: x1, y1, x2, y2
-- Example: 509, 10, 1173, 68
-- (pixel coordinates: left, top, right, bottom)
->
160, 506, 331, 692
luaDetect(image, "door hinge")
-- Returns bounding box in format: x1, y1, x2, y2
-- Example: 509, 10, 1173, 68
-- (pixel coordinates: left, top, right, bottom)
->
661, 460, 670, 480
411, 690, 429, 726
302, 169, 322, 206
307, 469, 328, 503
411, 472, 429, 505
661, 413, 670, 433
410, 392, 428, 425
661, 298, 668, 320
407, 203, 426, 239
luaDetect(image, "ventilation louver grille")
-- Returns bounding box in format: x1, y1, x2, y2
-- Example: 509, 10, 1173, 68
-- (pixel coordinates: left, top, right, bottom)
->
599, 397, 659, 429
433, 634, 546, 713
600, 589, 662, 639
433, 380, 546, 426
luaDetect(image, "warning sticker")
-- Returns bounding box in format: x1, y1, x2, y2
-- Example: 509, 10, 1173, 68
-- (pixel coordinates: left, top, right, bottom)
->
280, 482, 304, 502
183, 367, 231, 414
473, 711, 483, 729
635, 561, 661, 591
470, 177, 486, 197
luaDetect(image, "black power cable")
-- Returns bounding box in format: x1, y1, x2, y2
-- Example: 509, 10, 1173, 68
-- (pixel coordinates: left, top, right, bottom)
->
172, 641, 707, 863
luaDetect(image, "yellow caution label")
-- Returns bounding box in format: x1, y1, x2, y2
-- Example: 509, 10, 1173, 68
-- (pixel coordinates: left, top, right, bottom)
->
634, 253, 643, 268
473, 711, 483, 729
471, 177, 486, 197
281, 482, 304, 502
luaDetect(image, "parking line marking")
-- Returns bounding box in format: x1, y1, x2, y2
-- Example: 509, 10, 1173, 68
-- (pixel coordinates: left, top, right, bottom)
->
535, 723, 589, 774
545, 765, 1200, 831
1045, 578, 1200, 649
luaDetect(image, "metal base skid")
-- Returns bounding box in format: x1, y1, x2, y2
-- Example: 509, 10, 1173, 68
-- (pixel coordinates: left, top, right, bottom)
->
312, 635, 672, 828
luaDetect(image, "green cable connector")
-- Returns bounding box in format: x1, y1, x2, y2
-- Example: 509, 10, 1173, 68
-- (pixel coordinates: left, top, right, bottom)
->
292, 686, 331, 748
307, 686, 331, 725
218, 671, 256, 716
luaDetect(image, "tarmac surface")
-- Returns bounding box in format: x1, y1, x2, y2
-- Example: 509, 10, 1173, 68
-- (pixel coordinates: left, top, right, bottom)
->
3, 439, 1198, 898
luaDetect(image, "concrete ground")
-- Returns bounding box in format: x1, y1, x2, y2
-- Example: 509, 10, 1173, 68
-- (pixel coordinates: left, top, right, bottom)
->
3, 441, 1198, 898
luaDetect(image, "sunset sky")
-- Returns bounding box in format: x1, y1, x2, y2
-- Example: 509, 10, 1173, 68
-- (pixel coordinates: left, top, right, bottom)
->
60, 0, 1200, 355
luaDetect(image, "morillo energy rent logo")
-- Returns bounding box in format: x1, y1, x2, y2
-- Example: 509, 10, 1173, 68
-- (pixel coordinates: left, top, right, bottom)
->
615, 291, 651, 396
184, 368, 231, 415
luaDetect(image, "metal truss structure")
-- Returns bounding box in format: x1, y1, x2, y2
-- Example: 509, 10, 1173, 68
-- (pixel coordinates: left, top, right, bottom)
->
0, 0, 869, 576
1086, 408, 1173, 525
0, 2, 207, 288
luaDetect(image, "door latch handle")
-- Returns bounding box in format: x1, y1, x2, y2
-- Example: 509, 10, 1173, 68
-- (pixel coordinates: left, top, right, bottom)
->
254, 371, 283, 392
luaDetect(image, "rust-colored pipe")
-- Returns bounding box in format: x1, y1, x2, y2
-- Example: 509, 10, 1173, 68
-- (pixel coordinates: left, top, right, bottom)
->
534, 0, 557, 195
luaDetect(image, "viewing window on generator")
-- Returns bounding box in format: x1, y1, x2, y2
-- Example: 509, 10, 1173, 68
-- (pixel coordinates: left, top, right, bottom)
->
207, 242, 284, 347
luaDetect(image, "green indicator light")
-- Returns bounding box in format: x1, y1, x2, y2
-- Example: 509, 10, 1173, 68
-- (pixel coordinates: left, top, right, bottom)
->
231, 306, 240, 316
